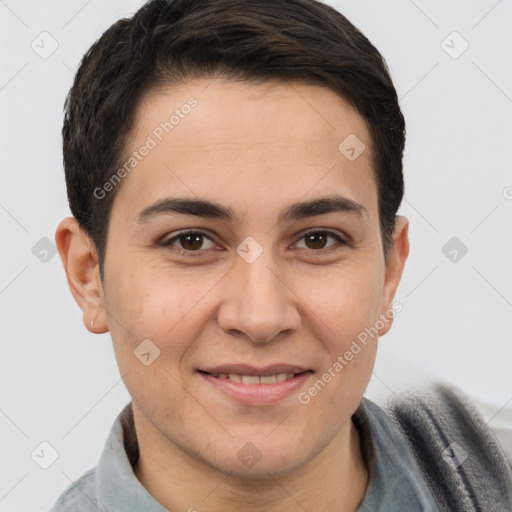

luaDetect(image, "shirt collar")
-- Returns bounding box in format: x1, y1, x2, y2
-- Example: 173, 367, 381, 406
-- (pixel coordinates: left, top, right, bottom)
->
95, 402, 168, 512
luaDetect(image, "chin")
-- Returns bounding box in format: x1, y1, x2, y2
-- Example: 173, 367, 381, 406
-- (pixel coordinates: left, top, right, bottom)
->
199, 436, 314, 480
224, 455, 307, 481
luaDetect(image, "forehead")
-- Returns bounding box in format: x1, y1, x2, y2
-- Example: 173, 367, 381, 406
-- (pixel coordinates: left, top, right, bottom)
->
134, 78, 372, 154
112, 78, 377, 225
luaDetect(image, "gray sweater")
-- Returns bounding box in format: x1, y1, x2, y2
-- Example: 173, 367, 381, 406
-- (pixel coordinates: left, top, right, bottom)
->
385, 383, 512, 511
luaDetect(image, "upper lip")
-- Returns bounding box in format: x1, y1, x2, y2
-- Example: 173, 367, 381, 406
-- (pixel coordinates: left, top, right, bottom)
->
199, 364, 312, 376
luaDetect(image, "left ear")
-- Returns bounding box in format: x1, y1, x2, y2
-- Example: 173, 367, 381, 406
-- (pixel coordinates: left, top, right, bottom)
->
378, 215, 409, 336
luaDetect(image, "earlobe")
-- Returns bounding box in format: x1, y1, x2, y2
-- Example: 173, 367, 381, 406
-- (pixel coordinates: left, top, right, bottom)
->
378, 215, 410, 337
55, 217, 109, 334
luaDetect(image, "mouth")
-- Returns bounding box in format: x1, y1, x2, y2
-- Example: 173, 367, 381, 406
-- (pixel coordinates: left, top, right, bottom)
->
197, 364, 314, 405
203, 372, 301, 384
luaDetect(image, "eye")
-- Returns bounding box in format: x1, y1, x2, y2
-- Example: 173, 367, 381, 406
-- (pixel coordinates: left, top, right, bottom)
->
160, 230, 217, 256
294, 229, 348, 253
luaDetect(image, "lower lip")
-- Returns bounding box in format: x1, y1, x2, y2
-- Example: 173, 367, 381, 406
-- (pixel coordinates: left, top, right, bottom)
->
199, 371, 313, 406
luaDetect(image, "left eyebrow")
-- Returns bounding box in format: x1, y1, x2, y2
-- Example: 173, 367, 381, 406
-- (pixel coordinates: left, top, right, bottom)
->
280, 195, 368, 222
135, 195, 368, 225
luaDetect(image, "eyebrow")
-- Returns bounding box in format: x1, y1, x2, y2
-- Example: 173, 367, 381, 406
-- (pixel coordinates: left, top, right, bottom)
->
136, 195, 368, 225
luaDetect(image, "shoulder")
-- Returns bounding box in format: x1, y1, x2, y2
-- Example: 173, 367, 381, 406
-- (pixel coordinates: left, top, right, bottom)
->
385, 382, 508, 464
48, 468, 101, 512
383, 382, 512, 510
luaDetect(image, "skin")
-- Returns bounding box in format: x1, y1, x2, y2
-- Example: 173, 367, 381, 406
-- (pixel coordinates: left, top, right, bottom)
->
56, 78, 409, 512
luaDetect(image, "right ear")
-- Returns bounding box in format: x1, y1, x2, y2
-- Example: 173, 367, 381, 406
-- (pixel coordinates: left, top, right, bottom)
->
55, 217, 109, 334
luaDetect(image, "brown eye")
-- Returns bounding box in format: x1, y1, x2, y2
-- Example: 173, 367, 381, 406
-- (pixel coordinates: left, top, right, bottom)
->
304, 232, 328, 250
179, 233, 204, 251
295, 230, 347, 253
161, 230, 216, 254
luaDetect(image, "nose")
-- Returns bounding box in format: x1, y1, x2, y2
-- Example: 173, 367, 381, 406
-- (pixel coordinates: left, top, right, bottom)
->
216, 250, 301, 344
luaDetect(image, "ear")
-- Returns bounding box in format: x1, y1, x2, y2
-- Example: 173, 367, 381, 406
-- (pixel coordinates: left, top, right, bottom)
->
378, 215, 409, 337
55, 217, 109, 334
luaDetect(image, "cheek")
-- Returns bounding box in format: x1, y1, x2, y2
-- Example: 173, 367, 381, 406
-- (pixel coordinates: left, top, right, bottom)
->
106, 259, 203, 336
299, 262, 383, 340
296, 264, 381, 403
103, 263, 220, 386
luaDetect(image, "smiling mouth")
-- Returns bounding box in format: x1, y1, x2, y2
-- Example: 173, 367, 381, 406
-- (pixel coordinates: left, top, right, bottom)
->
197, 367, 314, 405
199, 371, 310, 385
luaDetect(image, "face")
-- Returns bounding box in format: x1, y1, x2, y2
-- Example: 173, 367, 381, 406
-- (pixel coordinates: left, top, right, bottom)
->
83, 78, 408, 478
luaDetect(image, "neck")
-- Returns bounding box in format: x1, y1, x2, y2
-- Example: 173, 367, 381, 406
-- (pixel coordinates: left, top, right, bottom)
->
133, 413, 368, 512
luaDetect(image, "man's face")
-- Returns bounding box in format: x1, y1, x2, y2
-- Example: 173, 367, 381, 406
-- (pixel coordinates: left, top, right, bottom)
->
99, 78, 406, 477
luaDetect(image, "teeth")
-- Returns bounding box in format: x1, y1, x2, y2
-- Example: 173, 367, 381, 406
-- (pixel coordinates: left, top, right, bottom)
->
241, 375, 260, 385
213, 372, 296, 384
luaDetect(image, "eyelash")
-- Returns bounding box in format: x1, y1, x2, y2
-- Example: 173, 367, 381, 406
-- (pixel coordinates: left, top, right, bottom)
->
160, 229, 349, 257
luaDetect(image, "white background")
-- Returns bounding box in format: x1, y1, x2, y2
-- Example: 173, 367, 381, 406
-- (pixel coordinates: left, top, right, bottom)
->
0, 1, 511, 510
